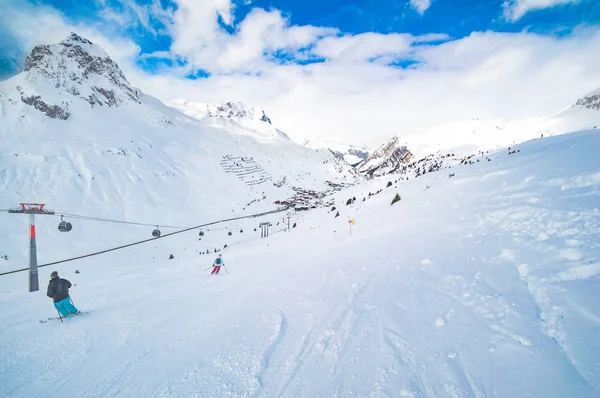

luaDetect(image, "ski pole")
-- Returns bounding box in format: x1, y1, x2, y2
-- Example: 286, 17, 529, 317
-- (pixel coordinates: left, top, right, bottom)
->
203, 266, 212, 271
223, 265, 229, 274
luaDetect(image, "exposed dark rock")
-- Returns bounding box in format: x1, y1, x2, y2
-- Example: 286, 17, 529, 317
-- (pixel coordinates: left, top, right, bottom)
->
21, 95, 70, 120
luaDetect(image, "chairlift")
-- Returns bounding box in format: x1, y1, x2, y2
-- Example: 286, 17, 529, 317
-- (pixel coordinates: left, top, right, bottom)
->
199, 230, 205, 237
228, 231, 232, 236
58, 215, 72, 232
152, 225, 161, 238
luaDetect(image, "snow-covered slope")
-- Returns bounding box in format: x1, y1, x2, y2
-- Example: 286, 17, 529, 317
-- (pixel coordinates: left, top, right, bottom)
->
0, 34, 360, 268
360, 90, 600, 179
1, 128, 599, 397
398, 103, 600, 158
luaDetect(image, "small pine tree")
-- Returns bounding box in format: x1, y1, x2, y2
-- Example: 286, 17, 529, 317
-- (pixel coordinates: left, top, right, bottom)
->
335, 211, 340, 218
346, 198, 352, 205
391, 193, 401, 205
387, 181, 392, 188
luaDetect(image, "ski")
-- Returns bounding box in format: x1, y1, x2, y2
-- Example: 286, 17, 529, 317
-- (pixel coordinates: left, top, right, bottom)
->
39, 316, 61, 323
39, 311, 88, 323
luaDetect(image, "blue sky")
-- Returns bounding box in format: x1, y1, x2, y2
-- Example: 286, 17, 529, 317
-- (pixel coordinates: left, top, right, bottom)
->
1, 0, 600, 145
3, 0, 599, 77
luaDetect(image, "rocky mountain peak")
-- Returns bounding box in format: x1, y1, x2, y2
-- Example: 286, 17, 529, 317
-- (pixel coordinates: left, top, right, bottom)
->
357, 135, 413, 177
17, 33, 141, 118
207, 101, 272, 124
574, 88, 600, 111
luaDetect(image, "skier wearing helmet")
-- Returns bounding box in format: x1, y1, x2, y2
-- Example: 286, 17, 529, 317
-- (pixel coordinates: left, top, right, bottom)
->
47, 271, 79, 317
211, 253, 225, 275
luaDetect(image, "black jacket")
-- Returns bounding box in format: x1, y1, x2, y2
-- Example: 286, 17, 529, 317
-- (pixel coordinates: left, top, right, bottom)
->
47, 277, 72, 303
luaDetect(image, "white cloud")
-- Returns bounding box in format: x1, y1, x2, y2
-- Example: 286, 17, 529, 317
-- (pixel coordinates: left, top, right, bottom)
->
132, 1, 336, 74
167, 0, 236, 69
410, 0, 432, 15
314, 33, 413, 62
503, 0, 580, 22
213, 8, 337, 72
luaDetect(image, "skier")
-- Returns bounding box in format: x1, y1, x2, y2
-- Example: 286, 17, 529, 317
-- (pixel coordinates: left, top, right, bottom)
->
211, 253, 225, 275
47, 271, 79, 317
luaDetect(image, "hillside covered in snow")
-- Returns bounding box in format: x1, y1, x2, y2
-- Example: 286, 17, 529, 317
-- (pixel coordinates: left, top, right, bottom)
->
354, 87, 600, 179
0, 33, 360, 268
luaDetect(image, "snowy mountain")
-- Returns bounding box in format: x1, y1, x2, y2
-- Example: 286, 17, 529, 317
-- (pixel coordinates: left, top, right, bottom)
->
350, 84, 600, 181
170, 99, 292, 142
206, 101, 273, 124
395, 100, 600, 159
303, 138, 370, 166
171, 101, 371, 167
0, 34, 360, 268
356, 135, 413, 177
574, 87, 600, 111
171, 99, 273, 125
6, 32, 141, 120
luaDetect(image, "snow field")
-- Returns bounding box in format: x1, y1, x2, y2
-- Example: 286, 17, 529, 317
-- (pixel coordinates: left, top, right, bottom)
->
1, 129, 600, 397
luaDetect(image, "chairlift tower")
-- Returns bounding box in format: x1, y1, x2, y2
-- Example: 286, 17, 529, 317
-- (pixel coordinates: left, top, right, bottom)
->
8, 203, 55, 292
259, 222, 272, 238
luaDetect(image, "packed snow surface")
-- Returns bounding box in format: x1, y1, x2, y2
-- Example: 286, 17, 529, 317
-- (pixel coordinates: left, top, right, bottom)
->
1, 129, 599, 397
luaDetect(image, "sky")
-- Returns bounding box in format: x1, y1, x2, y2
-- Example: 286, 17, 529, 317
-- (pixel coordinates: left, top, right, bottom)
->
1, 0, 600, 146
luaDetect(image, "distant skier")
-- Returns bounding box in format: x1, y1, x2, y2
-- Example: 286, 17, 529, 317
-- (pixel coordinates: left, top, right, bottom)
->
211, 253, 225, 275
47, 271, 79, 317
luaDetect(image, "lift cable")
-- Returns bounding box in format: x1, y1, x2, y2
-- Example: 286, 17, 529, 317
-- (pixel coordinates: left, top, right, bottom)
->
50, 212, 188, 229
0, 208, 285, 277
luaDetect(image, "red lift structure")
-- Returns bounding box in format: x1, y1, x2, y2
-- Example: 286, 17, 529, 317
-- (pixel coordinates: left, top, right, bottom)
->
8, 203, 55, 292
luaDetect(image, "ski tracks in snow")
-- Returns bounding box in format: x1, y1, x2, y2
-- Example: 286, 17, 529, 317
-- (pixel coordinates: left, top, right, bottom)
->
271, 272, 378, 397
252, 310, 288, 398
